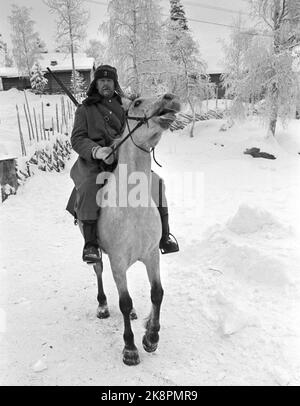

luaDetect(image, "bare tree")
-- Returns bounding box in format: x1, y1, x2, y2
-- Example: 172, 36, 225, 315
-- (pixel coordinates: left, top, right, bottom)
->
8, 5, 43, 76
44, 0, 89, 94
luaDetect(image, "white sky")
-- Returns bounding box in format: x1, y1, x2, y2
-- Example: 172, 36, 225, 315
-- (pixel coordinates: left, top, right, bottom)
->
0, 0, 251, 72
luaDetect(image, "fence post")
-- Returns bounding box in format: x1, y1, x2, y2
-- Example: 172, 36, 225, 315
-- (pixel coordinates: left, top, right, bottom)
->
16, 105, 26, 156
23, 104, 32, 142
33, 108, 39, 143
23, 90, 35, 140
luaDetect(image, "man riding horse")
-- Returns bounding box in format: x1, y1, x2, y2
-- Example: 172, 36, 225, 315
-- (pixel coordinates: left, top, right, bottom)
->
67, 64, 179, 264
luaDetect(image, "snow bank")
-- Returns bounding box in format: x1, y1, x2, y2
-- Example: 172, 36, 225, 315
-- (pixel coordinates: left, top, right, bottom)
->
226, 204, 289, 235
202, 204, 292, 288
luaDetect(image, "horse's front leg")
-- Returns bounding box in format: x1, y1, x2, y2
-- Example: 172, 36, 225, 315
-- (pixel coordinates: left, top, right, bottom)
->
142, 249, 164, 353
112, 266, 140, 366
93, 261, 110, 319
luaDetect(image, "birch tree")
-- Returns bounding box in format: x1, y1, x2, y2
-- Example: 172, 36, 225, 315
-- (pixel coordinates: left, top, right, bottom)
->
44, 0, 89, 94
8, 5, 43, 76
101, 0, 168, 96
224, 0, 300, 137
222, 18, 258, 119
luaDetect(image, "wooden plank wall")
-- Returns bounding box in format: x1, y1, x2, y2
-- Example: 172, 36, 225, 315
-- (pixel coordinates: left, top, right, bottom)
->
44, 70, 91, 94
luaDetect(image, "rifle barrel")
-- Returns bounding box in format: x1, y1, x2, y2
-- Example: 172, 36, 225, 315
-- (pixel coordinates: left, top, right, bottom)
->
46, 67, 79, 107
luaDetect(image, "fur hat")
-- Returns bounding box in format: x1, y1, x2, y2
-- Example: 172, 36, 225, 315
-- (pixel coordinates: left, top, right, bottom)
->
86, 64, 124, 97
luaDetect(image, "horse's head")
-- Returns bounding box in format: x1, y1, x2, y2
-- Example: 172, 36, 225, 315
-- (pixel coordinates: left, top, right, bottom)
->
125, 93, 181, 149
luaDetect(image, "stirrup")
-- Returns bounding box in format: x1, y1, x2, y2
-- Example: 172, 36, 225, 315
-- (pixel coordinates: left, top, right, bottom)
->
83, 246, 102, 265
159, 233, 179, 255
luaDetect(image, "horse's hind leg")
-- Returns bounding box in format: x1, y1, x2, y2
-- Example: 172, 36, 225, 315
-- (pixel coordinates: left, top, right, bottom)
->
93, 261, 110, 319
142, 249, 164, 353
112, 266, 140, 366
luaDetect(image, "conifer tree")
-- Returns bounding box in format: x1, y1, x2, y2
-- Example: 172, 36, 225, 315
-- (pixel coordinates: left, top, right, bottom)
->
70, 70, 86, 96
166, 1, 211, 136
170, 0, 189, 31
30, 62, 48, 94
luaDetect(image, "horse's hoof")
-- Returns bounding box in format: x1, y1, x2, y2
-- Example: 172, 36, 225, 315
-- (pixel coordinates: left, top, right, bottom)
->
122, 348, 140, 366
130, 308, 138, 320
142, 335, 158, 353
96, 305, 110, 319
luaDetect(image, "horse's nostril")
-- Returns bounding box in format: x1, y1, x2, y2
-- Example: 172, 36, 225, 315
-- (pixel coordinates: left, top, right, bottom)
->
163, 93, 174, 101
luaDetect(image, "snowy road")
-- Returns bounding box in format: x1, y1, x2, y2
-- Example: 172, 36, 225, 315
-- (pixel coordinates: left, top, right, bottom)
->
1, 120, 300, 386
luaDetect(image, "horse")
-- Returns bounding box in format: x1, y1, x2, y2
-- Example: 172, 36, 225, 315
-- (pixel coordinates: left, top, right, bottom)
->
79, 93, 180, 366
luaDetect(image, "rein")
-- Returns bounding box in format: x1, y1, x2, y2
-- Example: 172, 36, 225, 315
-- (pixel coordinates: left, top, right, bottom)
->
104, 110, 156, 161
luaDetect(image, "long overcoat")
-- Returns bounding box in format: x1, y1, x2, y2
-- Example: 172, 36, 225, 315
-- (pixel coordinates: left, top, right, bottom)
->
66, 94, 125, 220
70, 95, 126, 188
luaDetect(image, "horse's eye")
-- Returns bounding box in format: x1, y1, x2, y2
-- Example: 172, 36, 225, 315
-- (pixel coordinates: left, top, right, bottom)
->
134, 99, 142, 108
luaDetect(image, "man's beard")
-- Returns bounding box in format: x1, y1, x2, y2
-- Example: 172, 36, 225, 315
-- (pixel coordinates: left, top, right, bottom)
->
100, 87, 114, 98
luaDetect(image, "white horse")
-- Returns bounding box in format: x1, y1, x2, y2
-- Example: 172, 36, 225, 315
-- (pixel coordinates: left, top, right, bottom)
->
84, 93, 180, 365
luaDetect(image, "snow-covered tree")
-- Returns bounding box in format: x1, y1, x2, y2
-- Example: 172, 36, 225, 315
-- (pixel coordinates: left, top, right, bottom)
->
8, 5, 43, 76
30, 62, 48, 94
250, 0, 300, 137
165, 17, 211, 136
170, 0, 189, 31
0, 34, 6, 65
70, 70, 86, 97
44, 0, 89, 94
222, 18, 258, 119
85, 39, 107, 66
224, 0, 300, 137
0, 35, 13, 66
101, 0, 169, 96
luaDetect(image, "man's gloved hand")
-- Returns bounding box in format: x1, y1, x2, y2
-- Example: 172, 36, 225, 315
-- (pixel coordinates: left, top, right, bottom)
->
92, 146, 115, 165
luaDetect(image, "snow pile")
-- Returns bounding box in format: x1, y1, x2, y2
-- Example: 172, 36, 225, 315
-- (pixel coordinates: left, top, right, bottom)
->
203, 204, 291, 287
226, 204, 291, 236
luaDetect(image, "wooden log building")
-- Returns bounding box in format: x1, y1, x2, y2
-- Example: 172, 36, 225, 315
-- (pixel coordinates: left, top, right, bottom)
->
0, 53, 95, 94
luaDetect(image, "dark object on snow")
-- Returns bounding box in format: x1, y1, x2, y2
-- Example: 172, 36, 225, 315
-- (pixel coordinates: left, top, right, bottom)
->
0, 156, 18, 202
244, 147, 276, 160
46, 103, 50, 107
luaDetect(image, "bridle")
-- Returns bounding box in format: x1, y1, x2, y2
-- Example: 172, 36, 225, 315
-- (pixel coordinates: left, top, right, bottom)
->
104, 101, 158, 161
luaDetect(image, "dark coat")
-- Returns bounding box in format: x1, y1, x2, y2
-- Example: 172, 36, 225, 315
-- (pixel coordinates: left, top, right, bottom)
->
70, 94, 126, 188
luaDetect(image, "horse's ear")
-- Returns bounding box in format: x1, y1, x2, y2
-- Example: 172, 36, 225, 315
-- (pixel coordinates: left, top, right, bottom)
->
121, 97, 132, 111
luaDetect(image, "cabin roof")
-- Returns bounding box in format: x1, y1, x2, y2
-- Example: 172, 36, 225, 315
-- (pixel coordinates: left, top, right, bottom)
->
39, 52, 95, 72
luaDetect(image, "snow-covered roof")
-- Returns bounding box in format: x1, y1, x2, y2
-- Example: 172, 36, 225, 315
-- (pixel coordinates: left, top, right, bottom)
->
38, 52, 95, 72
0, 67, 23, 78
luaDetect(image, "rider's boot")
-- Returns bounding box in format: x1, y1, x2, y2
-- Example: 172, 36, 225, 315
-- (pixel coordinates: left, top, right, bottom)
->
158, 209, 179, 254
82, 220, 102, 264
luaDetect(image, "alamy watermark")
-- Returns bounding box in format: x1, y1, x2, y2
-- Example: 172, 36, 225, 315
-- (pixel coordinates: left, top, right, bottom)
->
95, 164, 204, 217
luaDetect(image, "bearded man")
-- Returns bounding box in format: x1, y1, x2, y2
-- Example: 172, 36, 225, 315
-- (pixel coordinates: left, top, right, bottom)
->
67, 64, 179, 264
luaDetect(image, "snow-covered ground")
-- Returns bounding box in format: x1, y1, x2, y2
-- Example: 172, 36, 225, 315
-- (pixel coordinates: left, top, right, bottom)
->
1, 90, 300, 386
0, 88, 73, 159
